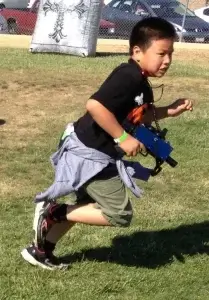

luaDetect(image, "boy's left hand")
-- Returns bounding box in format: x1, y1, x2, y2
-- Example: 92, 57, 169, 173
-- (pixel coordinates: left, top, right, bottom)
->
167, 98, 193, 117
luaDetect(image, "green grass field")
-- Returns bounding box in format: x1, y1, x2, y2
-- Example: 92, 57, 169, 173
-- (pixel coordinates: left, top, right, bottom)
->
1, 47, 209, 300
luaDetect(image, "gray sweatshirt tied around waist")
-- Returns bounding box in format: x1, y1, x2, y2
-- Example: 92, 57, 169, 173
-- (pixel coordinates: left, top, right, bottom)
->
35, 124, 149, 203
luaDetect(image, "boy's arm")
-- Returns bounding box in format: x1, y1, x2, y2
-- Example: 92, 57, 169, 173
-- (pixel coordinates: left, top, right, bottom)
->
142, 106, 168, 123
143, 98, 193, 123
86, 99, 124, 139
86, 99, 146, 156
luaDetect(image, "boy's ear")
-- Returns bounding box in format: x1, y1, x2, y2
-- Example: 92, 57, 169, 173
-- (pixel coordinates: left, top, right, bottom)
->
132, 45, 142, 61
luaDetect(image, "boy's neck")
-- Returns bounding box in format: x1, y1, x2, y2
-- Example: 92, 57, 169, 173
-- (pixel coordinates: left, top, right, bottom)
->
129, 57, 148, 77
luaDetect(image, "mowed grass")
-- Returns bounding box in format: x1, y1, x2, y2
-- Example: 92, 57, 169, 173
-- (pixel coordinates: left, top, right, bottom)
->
0, 47, 209, 300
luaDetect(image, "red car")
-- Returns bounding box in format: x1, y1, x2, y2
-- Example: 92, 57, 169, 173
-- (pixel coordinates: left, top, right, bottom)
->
0, 0, 115, 37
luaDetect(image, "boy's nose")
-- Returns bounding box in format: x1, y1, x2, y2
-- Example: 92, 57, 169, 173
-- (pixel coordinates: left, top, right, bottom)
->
164, 54, 172, 64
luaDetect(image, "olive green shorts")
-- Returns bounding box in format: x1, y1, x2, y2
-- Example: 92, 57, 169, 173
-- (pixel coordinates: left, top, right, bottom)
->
68, 167, 133, 227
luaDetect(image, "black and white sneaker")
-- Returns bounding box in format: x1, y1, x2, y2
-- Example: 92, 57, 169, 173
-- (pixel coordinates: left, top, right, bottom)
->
21, 244, 69, 270
36, 202, 59, 250
33, 201, 46, 247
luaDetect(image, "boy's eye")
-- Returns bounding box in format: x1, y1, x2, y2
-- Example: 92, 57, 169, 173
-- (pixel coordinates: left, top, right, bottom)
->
158, 53, 165, 57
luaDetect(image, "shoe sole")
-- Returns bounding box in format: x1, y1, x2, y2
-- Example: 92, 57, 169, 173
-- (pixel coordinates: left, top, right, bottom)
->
21, 248, 55, 270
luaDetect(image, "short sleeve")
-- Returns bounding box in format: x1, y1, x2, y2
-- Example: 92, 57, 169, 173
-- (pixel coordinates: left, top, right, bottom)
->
90, 66, 141, 114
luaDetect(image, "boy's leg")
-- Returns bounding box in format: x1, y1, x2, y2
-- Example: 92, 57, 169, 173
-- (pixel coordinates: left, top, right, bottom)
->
65, 203, 111, 225
20, 203, 106, 270
45, 221, 74, 244
38, 170, 133, 244
84, 172, 133, 227
41, 188, 97, 245
44, 203, 100, 245
22, 168, 133, 269
21, 191, 96, 269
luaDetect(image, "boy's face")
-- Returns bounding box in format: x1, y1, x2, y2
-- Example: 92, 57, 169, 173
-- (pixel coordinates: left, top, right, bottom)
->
132, 38, 174, 77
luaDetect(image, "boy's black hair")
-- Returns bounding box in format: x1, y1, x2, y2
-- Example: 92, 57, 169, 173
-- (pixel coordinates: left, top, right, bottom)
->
129, 17, 177, 54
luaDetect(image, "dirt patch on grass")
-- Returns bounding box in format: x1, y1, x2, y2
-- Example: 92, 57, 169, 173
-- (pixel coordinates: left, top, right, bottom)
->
0, 69, 207, 149
173, 49, 209, 64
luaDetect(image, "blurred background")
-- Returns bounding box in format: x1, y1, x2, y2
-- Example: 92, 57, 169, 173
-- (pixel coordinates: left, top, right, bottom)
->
0, 0, 209, 43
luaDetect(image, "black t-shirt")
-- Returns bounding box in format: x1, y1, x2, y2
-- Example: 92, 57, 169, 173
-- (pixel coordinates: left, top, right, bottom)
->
73, 59, 154, 157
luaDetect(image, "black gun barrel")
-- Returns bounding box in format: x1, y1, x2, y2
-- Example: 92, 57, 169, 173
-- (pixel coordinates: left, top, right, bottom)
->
166, 156, 178, 168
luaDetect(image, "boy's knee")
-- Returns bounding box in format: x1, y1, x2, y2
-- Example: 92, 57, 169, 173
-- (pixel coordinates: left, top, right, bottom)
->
112, 212, 133, 227
86, 175, 133, 227
102, 202, 133, 227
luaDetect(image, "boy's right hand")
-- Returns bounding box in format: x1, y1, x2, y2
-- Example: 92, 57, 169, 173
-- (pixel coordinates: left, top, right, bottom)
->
119, 134, 146, 157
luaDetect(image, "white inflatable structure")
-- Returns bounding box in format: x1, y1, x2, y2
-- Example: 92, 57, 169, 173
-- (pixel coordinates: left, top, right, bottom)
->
30, 0, 102, 57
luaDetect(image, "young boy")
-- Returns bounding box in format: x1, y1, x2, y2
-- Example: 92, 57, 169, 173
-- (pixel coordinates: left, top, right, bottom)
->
21, 17, 193, 270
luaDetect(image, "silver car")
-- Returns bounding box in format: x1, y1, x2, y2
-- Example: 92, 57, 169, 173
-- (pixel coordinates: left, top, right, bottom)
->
0, 0, 29, 9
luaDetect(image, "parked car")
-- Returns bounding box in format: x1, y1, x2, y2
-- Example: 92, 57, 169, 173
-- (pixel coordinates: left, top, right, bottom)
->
0, 0, 116, 37
195, 6, 209, 23
102, 0, 209, 43
0, 13, 8, 33
0, 0, 28, 9
100, 19, 116, 37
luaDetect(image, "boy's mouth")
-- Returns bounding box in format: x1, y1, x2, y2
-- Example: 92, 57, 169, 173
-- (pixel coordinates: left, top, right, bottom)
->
159, 68, 168, 73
